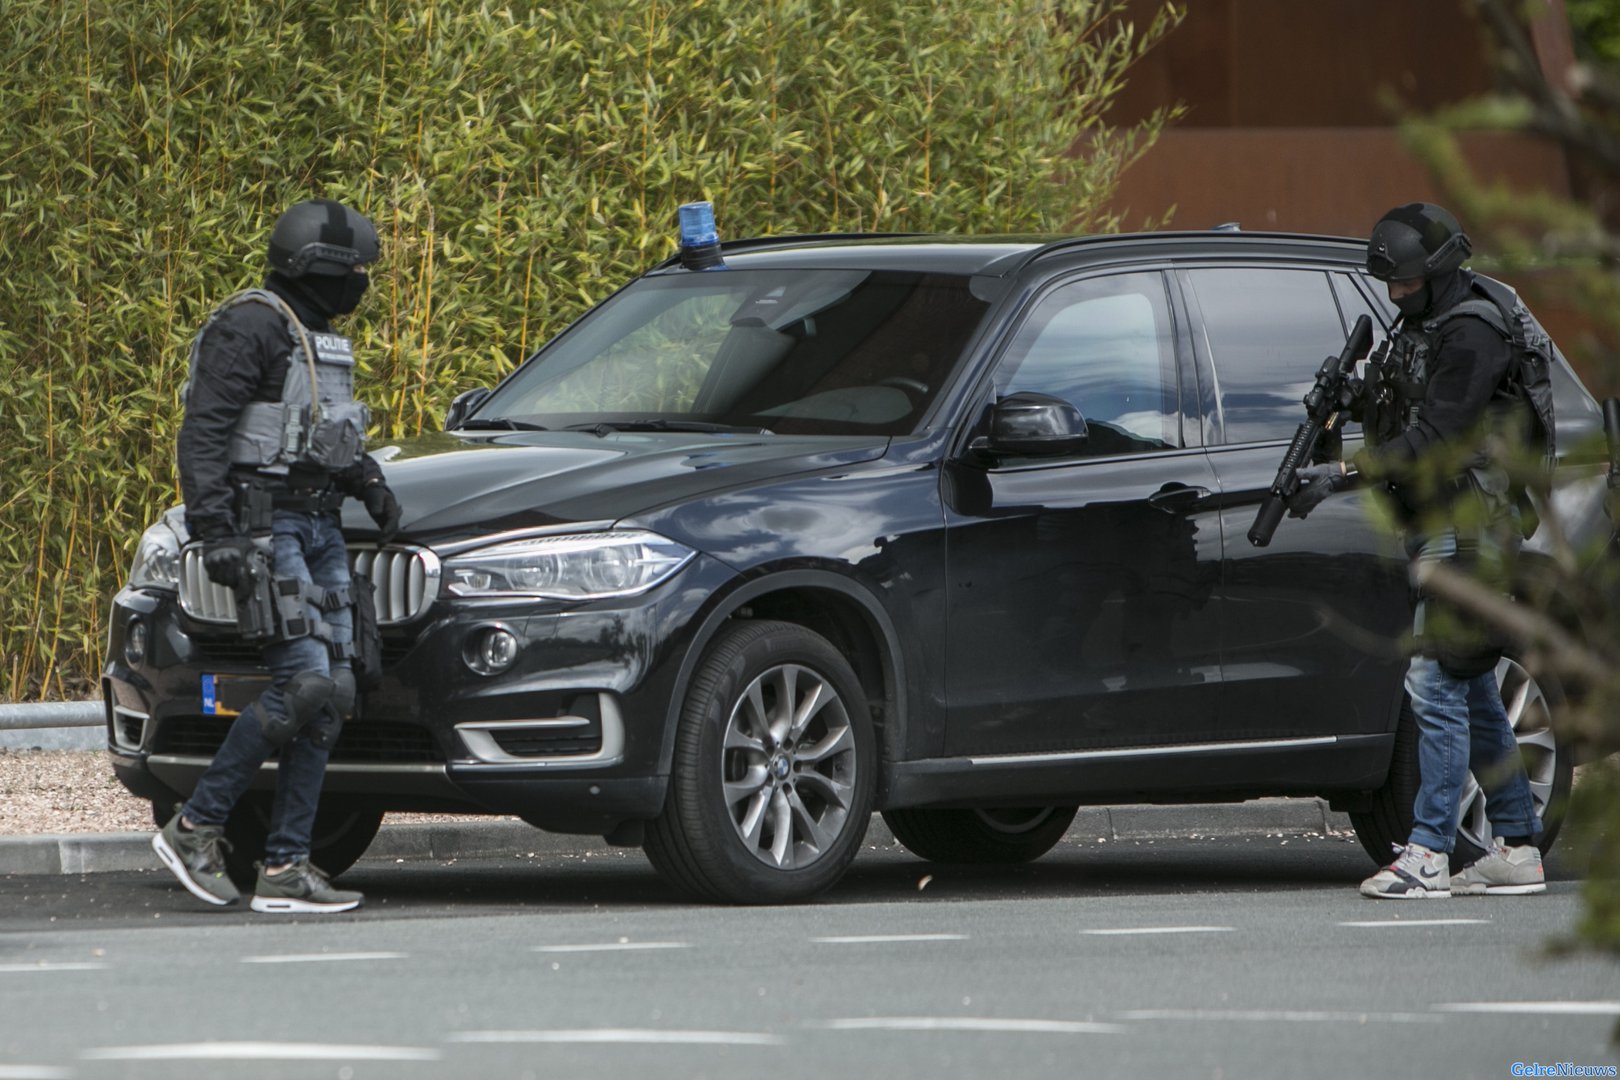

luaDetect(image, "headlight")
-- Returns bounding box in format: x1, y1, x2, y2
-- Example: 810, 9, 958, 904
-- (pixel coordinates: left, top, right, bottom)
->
442, 530, 696, 600
128, 522, 181, 592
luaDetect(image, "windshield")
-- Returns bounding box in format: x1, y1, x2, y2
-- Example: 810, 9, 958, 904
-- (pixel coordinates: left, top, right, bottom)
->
475, 268, 992, 436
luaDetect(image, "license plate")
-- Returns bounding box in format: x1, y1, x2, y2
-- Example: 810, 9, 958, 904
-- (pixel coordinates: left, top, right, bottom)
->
201, 674, 270, 717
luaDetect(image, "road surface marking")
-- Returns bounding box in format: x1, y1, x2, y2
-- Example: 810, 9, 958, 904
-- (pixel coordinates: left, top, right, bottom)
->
532, 942, 691, 953
447, 1029, 784, 1046
0, 963, 107, 973
810, 934, 967, 944
81, 1043, 439, 1061
1117, 1009, 1439, 1024
0, 1067, 73, 1079
1081, 926, 1234, 936
1434, 1001, 1620, 1016
823, 1017, 1124, 1035
240, 952, 406, 965
1337, 919, 1491, 928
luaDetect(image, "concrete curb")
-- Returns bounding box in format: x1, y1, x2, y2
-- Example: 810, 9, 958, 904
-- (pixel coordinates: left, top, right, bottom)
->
0, 799, 1354, 877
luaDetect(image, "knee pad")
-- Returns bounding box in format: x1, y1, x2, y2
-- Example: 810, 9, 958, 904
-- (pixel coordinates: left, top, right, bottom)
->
331, 667, 357, 719
309, 668, 356, 751
259, 671, 336, 748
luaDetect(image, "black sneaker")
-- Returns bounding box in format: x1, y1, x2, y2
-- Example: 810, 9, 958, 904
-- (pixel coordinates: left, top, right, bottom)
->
249, 859, 364, 914
151, 806, 240, 907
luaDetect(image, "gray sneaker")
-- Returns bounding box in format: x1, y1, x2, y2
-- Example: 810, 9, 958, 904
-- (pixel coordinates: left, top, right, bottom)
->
151, 807, 240, 907
250, 859, 364, 914
1359, 842, 1451, 899
1451, 840, 1546, 896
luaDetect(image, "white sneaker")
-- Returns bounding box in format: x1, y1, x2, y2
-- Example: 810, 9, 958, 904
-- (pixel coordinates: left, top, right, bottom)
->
1359, 842, 1451, 899
1450, 840, 1545, 896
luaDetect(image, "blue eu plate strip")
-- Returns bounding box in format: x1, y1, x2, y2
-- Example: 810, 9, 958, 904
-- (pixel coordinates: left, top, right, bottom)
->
201, 674, 217, 715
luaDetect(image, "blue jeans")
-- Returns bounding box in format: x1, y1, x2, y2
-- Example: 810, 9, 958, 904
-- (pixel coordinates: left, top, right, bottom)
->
1405, 530, 1540, 854
185, 511, 353, 864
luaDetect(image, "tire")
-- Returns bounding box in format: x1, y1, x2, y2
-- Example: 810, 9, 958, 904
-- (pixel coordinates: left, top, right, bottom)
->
883, 805, 1080, 864
644, 620, 876, 904
153, 796, 384, 890
1349, 655, 1572, 866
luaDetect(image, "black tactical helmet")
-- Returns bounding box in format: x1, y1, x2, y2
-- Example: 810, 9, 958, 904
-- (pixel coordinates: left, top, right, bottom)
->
1366, 203, 1471, 282
267, 199, 379, 278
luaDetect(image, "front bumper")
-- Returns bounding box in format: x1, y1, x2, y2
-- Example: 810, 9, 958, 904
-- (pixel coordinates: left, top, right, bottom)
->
103, 555, 733, 833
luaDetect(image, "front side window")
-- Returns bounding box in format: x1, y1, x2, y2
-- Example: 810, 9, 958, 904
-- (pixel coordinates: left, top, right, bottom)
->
991, 271, 1180, 457
478, 269, 992, 436
1189, 267, 1348, 445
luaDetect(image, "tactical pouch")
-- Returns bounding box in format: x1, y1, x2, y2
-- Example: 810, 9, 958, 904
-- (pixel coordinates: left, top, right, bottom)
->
227, 402, 292, 468
1436, 643, 1503, 680
351, 573, 384, 691
305, 401, 369, 469
273, 578, 313, 641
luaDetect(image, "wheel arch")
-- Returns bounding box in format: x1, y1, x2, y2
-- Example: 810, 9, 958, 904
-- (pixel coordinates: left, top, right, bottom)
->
657, 569, 906, 795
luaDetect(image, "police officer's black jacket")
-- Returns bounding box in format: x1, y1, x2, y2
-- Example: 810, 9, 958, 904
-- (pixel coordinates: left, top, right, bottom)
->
179, 272, 383, 541
1353, 270, 1513, 488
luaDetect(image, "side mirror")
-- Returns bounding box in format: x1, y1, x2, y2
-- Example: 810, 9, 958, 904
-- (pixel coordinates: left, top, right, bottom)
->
444, 387, 492, 431
972, 391, 1090, 458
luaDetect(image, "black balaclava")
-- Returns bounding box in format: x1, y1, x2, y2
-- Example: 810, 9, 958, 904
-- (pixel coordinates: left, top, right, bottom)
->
265, 270, 368, 329
1403, 268, 1467, 322
1394, 281, 1431, 320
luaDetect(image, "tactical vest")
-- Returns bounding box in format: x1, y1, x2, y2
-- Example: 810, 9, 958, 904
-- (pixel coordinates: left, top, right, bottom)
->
184, 289, 370, 475
1386, 272, 1556, 468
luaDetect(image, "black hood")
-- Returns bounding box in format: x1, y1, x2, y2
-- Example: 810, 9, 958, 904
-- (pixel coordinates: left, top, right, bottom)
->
340, 430, 891, 547
1420, 268, 1471, 321
265, 271, 335, 331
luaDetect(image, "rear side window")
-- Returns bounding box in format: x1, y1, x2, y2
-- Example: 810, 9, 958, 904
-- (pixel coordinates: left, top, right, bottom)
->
1189, 268, 1347, 445
992, 271, 1180, 456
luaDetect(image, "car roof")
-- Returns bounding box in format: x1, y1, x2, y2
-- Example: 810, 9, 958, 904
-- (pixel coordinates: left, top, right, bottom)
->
650, 231, 1370, 277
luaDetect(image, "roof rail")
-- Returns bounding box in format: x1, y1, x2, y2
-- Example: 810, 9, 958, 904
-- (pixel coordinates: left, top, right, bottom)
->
1007, 229, 1366, 272
652, 232, 928, 270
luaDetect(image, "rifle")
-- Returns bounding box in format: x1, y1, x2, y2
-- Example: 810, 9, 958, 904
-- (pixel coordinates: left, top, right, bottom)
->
1248, 314, 1376, 547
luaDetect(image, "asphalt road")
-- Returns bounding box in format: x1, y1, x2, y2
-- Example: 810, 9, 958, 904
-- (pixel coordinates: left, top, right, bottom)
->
1, 833, 1616, 1080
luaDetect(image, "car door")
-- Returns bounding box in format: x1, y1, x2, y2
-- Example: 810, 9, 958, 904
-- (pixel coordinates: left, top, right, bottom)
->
942, 269, 1226, 757
1179, 264, 1409, 741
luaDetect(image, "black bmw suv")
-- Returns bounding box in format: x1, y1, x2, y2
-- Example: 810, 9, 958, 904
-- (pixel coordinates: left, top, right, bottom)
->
104, 230, 1612, 902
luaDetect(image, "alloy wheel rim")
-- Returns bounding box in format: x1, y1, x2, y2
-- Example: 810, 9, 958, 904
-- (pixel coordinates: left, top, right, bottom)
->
1455, 657, 1557, 852
721, 662, 857, 869
971, 807, 1061, 835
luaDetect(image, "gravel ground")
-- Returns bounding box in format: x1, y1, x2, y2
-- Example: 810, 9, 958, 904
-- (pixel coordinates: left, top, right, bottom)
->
0, 749, 504, 835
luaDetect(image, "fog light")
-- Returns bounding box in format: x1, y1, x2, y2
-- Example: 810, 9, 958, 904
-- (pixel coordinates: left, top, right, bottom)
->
464, 627, 519, 676
124, 618, 148, 666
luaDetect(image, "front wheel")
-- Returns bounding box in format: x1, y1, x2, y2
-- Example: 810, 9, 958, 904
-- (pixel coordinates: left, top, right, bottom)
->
644, 620, 876, 904
1349, 655, 1572, 867
883, 805, 1080, 864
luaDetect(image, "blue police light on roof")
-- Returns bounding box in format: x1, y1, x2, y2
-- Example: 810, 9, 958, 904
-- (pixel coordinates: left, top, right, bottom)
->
677, 201, 724, 270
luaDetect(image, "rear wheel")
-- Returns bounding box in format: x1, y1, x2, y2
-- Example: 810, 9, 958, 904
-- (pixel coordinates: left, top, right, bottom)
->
644, 620, 875, 904
1349, 655, 1571, 867
883, 805, 1080, 864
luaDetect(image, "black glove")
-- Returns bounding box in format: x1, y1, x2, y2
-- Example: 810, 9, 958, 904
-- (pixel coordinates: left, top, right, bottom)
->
363, 482, 402, 544
1287, 462, 1349, 519
202, 535, 257, 588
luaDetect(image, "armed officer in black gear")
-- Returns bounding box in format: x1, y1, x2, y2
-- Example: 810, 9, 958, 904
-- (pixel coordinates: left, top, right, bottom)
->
151, 199, 402, 914
1290, 203, 1546, 899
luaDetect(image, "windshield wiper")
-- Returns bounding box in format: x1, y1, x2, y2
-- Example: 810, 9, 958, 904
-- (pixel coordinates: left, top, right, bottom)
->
458, 417, 550, 431
566, 419, 771, 436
